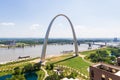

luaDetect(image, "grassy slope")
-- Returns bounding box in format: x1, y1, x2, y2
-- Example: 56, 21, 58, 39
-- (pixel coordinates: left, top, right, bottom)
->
47, 54, 90, 76
36, 70, 45, 80
0, 57, 40, 76
55, 57, 90, 76
47, 47, 111, 76
80, 47, 111, 56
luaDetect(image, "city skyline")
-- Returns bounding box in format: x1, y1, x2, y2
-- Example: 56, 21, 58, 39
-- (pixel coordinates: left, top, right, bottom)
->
0, 0, 120, 38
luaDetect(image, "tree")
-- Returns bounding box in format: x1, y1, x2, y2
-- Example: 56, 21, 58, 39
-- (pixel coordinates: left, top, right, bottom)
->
45, 73, 60, 80
13, 67, 21, 75
88, 53, 98, 62
88, 50, 111, 63
111, 48, 120, 57
46, 65, 50, 70
6, 75, 25, 80
98, 50, 109, 57
68, 72, 77, 79
46, 64, 54, 70
50, 64, 54, 70
22, 63, 33, 73
59, 73, 64, 79
33, 63, 41, 70
110, 56, 116, 61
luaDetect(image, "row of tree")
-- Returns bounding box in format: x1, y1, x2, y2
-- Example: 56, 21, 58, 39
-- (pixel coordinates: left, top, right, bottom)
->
111, 48, 120, 57
88, 49, 116, 64
45, 64, 78, 80
45, 72, 77, 80
6, 63, 41, 80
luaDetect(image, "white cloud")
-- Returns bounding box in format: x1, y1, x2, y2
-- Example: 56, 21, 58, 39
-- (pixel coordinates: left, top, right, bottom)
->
0, 22, 15, 26
32, 24, 40, 27
30, 24, 40, 30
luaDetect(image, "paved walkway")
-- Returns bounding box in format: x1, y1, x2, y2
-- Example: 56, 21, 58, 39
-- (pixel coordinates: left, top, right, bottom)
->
41, 67, 49, 80
78, 54, 93, 64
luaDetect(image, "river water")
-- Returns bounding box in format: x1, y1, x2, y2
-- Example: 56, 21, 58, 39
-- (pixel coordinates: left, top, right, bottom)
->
0, 44, 99, 63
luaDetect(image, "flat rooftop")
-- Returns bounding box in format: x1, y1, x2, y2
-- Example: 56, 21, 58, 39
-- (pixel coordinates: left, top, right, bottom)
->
92, 63, 120, 76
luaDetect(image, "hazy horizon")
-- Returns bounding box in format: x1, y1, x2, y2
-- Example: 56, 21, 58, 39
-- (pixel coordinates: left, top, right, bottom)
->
0, 37, 118, 40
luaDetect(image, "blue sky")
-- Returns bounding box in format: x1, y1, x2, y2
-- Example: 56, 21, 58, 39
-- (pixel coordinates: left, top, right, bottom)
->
0, 0, 120, 38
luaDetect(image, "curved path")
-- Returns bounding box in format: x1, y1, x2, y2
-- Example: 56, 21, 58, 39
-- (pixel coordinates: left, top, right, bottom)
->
41, 67, 49, 80
79, 53, 93, 64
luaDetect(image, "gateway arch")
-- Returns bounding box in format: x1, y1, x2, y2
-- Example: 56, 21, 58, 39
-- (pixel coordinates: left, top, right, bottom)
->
41, 14, 78, 62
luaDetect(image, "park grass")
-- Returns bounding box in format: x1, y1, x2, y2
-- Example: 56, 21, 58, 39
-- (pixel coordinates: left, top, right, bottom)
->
79, 47, 111, 56
0, 57, 40, 77
47, 54, 90, 76
46, 53, 73, 63
0, 71, 12, 76
0, 57, 45, 80
0, 62, 30, 77
46, 47, 112, 76
0, 57, 39, 66
36, 70, 45, 80
55, 57, 90, 76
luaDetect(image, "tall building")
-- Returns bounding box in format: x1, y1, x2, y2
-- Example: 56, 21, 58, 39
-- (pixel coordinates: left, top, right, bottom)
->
113, 37, 118, 42
6, 40, 16, 46
89, 63, 120, 80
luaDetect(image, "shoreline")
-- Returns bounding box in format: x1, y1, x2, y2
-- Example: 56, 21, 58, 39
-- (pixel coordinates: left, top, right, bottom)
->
0, 53, 64, 64
0, 52, 75, 65
0, 47, 105, 65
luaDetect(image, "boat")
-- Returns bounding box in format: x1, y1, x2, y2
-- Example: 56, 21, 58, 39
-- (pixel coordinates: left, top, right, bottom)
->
18, 56, 30, 59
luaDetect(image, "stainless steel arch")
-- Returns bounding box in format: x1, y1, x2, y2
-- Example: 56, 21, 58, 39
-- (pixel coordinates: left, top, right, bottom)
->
41, 14, 78, 62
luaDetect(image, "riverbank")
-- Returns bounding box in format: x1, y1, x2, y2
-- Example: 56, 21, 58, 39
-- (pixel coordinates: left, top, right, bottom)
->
0, 44, 100, 63
0, 52, 64, 65
0, 47, 108, 80
0, 53, 69, 78
0, 46, 101, 65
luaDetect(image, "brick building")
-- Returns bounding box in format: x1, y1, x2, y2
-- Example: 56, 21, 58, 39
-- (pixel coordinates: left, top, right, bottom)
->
89, 63, 120, 80
117, 57, 120, 66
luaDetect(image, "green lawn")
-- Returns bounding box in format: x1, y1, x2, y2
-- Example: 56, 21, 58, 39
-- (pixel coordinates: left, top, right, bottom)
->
36, 70, 45, 80
0, 71, 11, 77
80, 47, 111, 56
0, 57, 40, 77
55, 57, 90, 76
46, 53, 73, 63
47, 54, 90, 76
